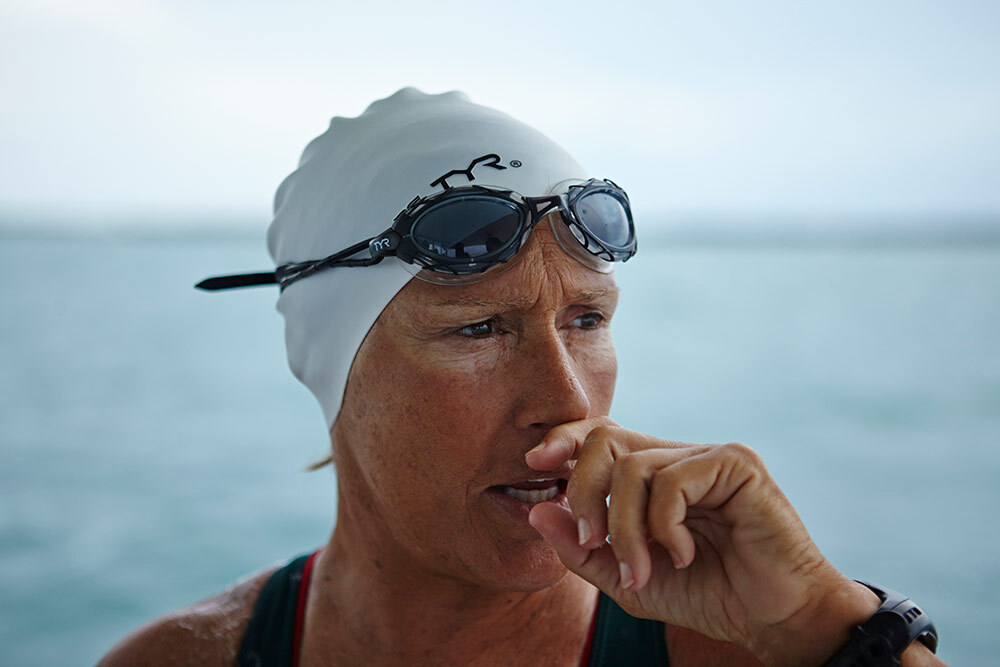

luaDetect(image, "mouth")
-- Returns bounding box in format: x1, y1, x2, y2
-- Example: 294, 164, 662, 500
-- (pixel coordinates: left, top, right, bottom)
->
495, 478, 568, 503
485, 476, 569, 521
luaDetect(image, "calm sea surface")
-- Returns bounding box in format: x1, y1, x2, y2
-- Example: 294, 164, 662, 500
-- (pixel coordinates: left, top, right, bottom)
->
1, 233, 997, 665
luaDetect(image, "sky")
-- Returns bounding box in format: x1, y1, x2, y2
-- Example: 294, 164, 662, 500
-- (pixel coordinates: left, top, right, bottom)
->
1, 0, 998, 228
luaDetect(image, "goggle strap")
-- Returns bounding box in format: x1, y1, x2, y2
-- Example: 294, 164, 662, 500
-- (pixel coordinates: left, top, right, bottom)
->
194, 238, 376, 291
275, 238, 376, 289
195, 271, 277, 291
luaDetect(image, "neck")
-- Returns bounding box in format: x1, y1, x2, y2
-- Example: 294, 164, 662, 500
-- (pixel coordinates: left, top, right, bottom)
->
303, 493, 598, 665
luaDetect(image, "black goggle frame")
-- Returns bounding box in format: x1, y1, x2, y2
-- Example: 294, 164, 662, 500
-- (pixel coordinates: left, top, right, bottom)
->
196, 178, 635, 292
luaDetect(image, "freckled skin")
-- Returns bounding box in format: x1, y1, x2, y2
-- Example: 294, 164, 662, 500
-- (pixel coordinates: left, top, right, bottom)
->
329, 219, 619, 592
279, 220, 621, 664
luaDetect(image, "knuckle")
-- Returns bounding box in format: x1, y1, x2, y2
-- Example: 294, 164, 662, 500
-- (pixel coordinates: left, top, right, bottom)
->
584, 425, 618, 445
647, 508, 674, 544
651, 465, 680, 488
647, 469, 683, 543
615, 451, 646, 479
721, 441, 763, 466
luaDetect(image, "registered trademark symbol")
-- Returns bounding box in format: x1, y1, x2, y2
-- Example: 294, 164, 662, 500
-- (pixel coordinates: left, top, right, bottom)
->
509, 159, 522, 168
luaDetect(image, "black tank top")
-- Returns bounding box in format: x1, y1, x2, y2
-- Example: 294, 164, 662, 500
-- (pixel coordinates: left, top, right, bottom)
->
237, 552, 669, 666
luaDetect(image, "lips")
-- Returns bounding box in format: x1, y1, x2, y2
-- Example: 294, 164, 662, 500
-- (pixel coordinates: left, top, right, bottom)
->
490, 477, 568, 505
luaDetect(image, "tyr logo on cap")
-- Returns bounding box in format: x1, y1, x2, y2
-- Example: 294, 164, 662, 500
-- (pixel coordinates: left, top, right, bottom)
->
430, 154, 511, 190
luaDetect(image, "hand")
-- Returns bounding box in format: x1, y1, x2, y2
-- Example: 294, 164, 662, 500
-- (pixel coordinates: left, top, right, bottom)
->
526, 418, 878, 665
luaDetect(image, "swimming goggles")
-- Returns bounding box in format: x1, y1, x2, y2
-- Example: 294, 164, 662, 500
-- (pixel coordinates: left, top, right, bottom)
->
196, 178, 636, 290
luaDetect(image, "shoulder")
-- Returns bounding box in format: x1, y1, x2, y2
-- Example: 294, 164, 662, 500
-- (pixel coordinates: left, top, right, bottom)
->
665, 625, 765, 667
98, 565, 278, 667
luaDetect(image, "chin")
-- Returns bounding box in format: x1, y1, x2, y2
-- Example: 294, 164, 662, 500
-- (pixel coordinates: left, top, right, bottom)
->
486, 538, 572, 592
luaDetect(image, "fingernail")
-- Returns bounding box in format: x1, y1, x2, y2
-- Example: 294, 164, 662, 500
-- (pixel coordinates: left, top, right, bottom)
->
670, 550, 685, 569
577, 518, 591, 546
619, 561, 634, 590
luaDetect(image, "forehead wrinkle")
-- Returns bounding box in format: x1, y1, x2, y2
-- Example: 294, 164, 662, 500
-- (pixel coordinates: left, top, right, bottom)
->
569, 287, 619, 304
432, 287, 617, 312
433, 295, 536, 310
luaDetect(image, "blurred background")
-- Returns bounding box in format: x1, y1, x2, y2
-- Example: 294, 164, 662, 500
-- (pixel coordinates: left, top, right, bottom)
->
1, 0, 997, 664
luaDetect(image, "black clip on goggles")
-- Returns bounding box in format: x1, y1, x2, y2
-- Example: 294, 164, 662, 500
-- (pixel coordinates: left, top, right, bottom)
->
196, 178, 636, 291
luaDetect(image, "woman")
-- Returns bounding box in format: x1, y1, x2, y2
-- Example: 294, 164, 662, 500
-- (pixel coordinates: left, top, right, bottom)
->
100, 88, 942, 666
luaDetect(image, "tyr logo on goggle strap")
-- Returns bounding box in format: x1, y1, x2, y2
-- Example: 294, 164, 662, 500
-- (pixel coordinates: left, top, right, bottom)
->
430, 154, 514, 190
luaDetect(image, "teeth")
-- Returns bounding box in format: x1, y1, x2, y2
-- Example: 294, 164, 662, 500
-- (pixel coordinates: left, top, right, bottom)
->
502, 485, 559, 503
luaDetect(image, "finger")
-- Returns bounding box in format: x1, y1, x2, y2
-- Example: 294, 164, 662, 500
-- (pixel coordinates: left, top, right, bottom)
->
525, 416, 618, 470
568, 428, 701, 550
528, 502, 628, 594
564, 425, 626, 549
606, 451, 651, 590
528, 419, 694, 472
606, 449, 688, 590
647, 447, 752, 569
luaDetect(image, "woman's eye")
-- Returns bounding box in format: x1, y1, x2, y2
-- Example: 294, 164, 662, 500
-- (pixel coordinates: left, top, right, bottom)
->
457, 320, 496, 337
571, 312, 604, 329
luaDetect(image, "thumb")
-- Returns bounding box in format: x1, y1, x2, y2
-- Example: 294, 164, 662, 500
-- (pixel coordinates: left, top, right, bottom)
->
529, 502, 625, 593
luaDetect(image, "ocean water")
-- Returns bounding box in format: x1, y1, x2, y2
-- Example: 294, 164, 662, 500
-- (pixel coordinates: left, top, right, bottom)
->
1, 232, 997, 665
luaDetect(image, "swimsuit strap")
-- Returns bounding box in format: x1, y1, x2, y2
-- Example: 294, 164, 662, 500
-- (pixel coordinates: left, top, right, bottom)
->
586, 593, 669, 667
236, 552, 318, 667
237, 553, 668, 666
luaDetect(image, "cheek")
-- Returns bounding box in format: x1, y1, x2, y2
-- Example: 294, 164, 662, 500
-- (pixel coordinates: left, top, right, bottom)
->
405, 368, 497, 438
347, 332, 502, 478
589, 360, 618, 416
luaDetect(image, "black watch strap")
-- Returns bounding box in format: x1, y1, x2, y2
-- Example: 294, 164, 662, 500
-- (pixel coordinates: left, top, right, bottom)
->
824, 581, 938, 666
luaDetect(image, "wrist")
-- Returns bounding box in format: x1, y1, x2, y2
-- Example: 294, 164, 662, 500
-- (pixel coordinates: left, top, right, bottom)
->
825, 581, 939, 666
750, 576, 881, 667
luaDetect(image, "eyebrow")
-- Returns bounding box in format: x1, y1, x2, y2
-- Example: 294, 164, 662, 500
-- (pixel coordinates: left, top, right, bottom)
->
433, 288, 619, 310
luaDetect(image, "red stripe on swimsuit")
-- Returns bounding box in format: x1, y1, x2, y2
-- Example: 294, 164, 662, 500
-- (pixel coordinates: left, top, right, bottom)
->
292, 549, 321, 667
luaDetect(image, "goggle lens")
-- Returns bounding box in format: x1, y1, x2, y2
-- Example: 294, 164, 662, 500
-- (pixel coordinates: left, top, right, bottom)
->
412, 196, 522, 263
574, 190, 632, 248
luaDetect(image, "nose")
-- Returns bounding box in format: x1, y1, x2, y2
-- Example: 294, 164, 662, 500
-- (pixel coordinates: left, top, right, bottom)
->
512, 326, 592, 431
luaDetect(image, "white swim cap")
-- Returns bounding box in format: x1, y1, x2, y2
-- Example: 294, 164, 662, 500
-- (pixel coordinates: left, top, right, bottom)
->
268, 87, 588, 428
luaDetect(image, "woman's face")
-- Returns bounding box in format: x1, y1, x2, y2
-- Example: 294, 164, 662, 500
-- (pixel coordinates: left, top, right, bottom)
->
332, 220, 620, 591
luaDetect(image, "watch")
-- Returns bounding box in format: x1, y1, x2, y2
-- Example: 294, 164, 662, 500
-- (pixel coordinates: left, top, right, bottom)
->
823, 580, 938, 666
